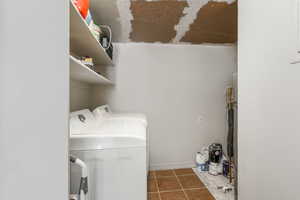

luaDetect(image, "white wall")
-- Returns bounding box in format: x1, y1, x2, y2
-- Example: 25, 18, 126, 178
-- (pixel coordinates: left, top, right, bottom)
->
238, 0, 300, 199
93, 43, 237, 169
0, 1, 69, 200
70, 81, 93, 111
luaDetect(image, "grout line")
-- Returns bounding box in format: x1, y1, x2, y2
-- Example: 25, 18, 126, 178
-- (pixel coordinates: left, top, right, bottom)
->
155, 176, 175, 178
153, 171, 162, 200
155, 174, 195, 178
159, 189, 185, 193
149, 169, 209, 200
155, 187, 206, 193
183, 187, 207, 191
173, 170, 190, 200
176, 174, 196, 177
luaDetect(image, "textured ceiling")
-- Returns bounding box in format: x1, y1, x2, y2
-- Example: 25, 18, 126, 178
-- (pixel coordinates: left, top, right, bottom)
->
90, 0, 237, 44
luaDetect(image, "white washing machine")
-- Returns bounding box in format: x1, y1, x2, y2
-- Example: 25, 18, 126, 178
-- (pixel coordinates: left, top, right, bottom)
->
92, 105, 147, 126
69, 107, 148, 200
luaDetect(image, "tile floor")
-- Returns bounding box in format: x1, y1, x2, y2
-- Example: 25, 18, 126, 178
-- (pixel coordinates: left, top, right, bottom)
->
148, 168, 215, 200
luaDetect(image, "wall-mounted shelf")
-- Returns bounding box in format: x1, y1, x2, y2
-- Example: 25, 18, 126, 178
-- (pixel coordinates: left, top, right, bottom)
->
70, 1, 113, 66
70, 56, 112, 84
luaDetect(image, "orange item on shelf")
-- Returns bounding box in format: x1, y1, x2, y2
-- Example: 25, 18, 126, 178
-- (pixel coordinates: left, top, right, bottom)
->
73, 0, 89, 19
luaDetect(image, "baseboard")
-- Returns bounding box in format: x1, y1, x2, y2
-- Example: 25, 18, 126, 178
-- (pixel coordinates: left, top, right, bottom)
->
150, 161, 196, 170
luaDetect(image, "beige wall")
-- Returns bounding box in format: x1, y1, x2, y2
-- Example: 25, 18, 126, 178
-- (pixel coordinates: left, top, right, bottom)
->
0, 0, 69, 199
238, 0, 300, 199
70, 80, 93, 111
92, 43, 237, 169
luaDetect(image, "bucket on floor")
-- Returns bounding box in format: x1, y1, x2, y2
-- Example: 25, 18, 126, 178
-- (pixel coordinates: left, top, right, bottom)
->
223, 160, 230, 177
209, 143, 222, 164
197, 161, 209, 172
209, 162, 219, 176
196, 151, 209, 172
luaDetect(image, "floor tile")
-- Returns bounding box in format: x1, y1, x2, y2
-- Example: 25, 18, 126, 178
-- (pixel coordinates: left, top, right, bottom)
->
156, 170, 175, 177
178, 175, 205, 189
148, 192, 160, 200
148, 171, 156, 179
160, 191, 187, 200
157, 177, 181, 191
185, 189, 215, 200
174, 168, 195, 176
148, 179, 158, 192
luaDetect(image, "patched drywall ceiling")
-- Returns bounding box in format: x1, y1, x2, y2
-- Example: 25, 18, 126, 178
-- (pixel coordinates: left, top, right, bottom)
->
90, 0, 237, 44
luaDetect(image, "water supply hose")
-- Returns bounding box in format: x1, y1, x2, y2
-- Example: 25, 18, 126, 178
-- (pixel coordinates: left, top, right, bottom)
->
70, 155, 88, 200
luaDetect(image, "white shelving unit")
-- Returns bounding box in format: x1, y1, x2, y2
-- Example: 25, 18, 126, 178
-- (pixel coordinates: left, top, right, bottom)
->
70, 1, 112, 66
69, 0, 113, 84
70, 56, 112, 84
